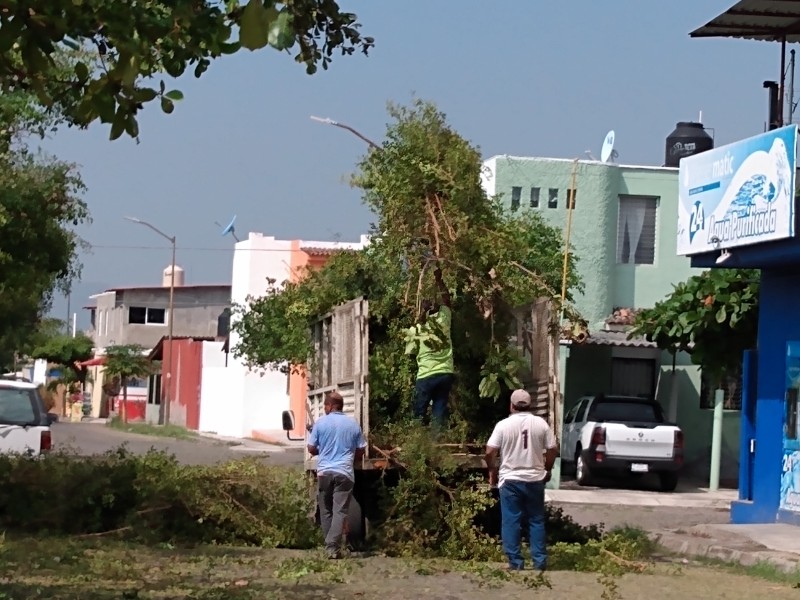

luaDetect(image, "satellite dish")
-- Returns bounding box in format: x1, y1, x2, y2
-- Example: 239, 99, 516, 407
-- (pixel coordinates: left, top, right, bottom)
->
218, 215, 240, 242
601, 130, 618, 163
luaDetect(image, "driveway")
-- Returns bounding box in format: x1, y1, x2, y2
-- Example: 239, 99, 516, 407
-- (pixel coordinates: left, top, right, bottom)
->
51, 422, 304, 467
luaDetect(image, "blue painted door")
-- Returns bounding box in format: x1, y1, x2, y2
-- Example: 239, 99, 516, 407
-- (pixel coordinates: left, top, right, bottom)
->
740, 350, 757, 501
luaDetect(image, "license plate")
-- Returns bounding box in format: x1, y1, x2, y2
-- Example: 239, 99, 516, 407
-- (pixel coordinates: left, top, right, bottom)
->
631, 463, 649, 473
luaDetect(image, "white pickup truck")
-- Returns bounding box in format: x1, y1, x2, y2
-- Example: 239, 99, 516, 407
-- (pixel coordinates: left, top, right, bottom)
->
0, 379, 55, 456
560, 394, 684, 492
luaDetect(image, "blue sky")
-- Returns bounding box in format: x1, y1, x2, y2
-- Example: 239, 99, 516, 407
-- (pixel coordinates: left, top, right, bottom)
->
45, 1, 781, 324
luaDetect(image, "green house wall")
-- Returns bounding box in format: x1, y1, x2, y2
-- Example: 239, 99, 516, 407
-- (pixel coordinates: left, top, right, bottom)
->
484, 156, 740, 483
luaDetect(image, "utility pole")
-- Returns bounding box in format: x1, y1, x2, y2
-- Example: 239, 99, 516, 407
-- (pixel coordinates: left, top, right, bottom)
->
124, 216, 177, 426
790, 49, 796, 124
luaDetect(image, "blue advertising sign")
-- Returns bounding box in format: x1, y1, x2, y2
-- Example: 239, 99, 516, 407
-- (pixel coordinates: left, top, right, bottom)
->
780, 449, 800, 512
677, 124, 797, 255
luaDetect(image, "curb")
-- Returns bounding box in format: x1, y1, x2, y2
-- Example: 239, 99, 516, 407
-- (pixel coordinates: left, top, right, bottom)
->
197, 432, 286, 453
545, 490, 735, 509
652, 530, 800, 573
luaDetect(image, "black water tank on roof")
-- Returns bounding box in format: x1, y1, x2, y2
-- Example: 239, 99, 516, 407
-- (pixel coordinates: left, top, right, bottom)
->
664, 122, 714, 167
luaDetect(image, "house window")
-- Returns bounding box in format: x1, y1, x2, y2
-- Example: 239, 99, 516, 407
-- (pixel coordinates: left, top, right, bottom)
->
611, 357, 656, 398
617, 196, 658, 265
700, 370, 742, 410
566, 188, 577, 210
147, 308, 166, 324
548, 188, 558, 209
510, 186, 522, 211
129, 306, 167, 325
530, 187, 540, 208
97, 310, 104, 335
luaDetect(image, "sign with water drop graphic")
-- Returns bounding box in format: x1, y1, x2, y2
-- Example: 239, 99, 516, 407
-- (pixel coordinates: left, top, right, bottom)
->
677, 124, 797, 255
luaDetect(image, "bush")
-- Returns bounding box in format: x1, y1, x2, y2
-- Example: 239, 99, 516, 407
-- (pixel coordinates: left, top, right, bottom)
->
0, 448, 318, 548
369, 424, 614, 563
0, 443, 652, 580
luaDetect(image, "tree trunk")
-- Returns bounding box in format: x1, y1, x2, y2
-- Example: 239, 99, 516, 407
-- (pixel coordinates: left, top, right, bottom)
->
122, 376, 128, 424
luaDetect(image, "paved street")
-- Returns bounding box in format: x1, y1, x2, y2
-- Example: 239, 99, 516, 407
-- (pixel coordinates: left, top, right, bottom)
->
51, 422, 304, 467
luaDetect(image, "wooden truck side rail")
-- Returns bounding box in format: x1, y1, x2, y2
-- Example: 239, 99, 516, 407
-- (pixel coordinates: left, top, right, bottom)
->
304, 297, 370, 472
303, 296, 562, 474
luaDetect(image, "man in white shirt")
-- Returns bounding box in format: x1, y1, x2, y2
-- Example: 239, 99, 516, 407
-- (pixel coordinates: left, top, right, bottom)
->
485, 389, 558, 571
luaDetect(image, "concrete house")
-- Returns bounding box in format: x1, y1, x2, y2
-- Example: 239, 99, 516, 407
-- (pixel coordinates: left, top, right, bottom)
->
482, 154, 740, 483
84, 266, 231, 420
199, 232, 370, 441
88, 266, 231, 351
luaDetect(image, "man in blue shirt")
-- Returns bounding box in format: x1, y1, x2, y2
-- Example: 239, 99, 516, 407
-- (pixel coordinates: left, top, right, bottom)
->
308, 391, 368, 559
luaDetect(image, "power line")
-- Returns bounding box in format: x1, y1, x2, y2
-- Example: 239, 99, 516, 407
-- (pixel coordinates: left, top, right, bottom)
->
86, 243, 364, 253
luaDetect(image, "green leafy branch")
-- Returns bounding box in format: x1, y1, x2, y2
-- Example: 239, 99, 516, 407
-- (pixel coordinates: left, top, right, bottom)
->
629, 268, 759, 386
1, 1, 373, 139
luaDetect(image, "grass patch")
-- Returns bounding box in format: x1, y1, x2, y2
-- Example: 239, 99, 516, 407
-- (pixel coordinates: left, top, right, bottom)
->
0, 535, 310, 599
1, 535, 797, 599
687, 555, 800, 586
107, 417, 197, 440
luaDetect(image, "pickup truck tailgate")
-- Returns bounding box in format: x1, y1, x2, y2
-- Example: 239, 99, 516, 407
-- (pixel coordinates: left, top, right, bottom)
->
0, 424, 43, 455
604, 424, 676, 459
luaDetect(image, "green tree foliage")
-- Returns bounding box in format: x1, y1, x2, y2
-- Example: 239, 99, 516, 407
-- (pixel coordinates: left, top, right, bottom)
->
30, 333, 94, 394
2, 1, 373, 139
103, 344, 155, 423
0, 147, 88, 369
630, 268, 759, 385
0, 49, 91, 144
0, 51, 90, 370
29, 331, 94, 392
30, 333, 94, 369
233, 100, 582, 437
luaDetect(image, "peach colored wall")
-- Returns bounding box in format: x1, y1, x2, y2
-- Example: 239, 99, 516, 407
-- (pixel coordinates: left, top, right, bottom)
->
287, 243, 337, 437
288, 241, 310, 438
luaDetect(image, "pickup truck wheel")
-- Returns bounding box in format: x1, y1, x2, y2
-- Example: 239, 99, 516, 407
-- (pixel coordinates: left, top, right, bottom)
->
658, 472, 679, 492
575, 451, 592, 487
345, 496, 365, 546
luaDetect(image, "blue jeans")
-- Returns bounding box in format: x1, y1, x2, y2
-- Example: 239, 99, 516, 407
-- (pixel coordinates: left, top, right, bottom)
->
413, 373, 454, 427
499, 480, 547, 570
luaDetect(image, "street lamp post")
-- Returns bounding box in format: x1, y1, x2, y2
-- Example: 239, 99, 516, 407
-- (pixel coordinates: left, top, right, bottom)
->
309, 116, 381, 150
124, 216, 176, 426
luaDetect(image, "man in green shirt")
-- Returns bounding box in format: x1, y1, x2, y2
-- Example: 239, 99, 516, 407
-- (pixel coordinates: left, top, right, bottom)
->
406, 267, 454, 427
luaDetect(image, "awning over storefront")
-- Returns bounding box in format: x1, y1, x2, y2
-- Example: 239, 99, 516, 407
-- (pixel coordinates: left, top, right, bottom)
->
148, 336, 218, 361
582, 330, 659, 348
690, 1, 800, 127
691, 1, 800, 42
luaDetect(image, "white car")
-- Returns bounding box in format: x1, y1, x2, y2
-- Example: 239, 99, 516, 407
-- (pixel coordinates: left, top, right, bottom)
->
0, 379, 55, 456
561, 394, 684, 492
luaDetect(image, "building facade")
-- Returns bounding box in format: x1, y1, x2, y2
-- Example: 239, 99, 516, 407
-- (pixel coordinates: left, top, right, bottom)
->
84, 267, 231, 420
88, 280, 231, 351
199, 232, 370, 440
685, 124, 800, 524
482, 155, 740, 482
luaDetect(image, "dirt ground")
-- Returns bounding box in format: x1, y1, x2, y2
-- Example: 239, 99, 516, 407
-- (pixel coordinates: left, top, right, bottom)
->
1, 536, 797, 600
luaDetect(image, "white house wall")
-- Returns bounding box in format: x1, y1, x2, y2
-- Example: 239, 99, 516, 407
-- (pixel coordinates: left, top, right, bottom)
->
206, 233, 293, 436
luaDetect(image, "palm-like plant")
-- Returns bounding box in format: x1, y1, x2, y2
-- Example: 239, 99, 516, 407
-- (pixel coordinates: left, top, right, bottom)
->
103, 344, 154, 424
30, 331, 95, 416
